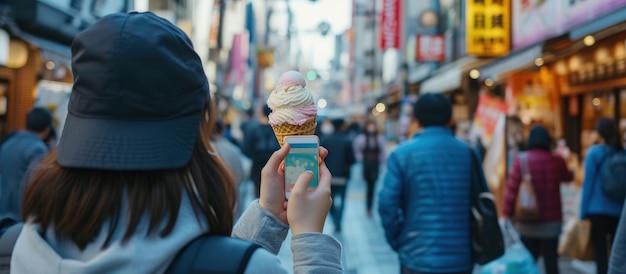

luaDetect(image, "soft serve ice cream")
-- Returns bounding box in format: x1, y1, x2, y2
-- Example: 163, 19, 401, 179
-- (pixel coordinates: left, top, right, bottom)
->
267, 71, 318, 146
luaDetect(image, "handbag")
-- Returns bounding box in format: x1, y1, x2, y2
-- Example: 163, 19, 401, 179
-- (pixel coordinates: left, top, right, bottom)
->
514, 154, 539, 220
470, 149, 505, 265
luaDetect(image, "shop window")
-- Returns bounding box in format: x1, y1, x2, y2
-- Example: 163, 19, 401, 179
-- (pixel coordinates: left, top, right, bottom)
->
581, 91, 615, 159
562, 96, 581, 154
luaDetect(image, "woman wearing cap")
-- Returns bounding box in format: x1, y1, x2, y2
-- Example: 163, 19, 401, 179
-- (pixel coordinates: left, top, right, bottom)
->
10, 12, 341, 274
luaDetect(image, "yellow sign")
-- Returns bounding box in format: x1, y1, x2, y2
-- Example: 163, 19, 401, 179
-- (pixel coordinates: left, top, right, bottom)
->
466, 0, 510, 57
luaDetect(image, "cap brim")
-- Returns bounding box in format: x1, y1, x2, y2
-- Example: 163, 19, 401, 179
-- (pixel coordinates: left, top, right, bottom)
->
57, 112, 199, 170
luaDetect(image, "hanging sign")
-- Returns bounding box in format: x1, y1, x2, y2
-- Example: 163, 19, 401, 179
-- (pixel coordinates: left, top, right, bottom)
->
416, 35, 445, 62
379, 0, 401, 50
465, 0, 511, 57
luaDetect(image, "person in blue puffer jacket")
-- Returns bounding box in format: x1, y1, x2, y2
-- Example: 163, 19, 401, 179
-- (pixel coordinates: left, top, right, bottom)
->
378, 93, 473, 274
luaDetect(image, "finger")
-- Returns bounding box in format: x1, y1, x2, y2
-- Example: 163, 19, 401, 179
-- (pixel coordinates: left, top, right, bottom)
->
292, 171, 314, 194
262, 144, 290, 176
318, 147, 328, 165
319, 146, 329, 159
314, 162, 332, 196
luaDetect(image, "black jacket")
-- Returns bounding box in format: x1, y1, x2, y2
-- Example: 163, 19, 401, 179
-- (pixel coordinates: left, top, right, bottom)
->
320, 132, 355, 178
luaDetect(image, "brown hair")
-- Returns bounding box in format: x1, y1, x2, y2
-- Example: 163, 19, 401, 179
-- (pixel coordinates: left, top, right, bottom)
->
22, 103, 236, 250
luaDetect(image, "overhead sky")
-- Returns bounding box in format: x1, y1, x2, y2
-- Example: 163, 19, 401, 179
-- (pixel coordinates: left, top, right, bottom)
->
289, 0, 352, 70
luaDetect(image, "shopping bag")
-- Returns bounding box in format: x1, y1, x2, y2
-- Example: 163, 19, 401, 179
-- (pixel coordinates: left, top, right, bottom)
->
558, 219, 594, 261
479, 221, 540, 274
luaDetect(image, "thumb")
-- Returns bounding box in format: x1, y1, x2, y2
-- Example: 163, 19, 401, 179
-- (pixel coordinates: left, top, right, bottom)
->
292, 171, 314, 194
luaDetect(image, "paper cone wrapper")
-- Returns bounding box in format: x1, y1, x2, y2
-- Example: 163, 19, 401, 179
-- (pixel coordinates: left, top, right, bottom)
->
272, 117, 317, 147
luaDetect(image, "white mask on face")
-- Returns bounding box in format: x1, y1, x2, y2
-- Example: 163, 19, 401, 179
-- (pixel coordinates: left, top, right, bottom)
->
321, 123, 334, 135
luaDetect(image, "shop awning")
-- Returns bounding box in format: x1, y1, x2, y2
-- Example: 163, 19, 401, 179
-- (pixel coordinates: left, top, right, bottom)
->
17, 31, 72, 69
569, 7, 626, 40
478, 44, 544, 83
420, 56, 486, 94
17, 31, 71, 58
408, 63, 435, 84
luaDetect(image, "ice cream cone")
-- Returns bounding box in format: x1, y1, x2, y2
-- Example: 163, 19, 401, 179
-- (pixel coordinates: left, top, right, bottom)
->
272, 117, 317, 147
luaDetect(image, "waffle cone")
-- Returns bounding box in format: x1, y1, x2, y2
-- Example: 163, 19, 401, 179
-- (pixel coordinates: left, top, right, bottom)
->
272, 117, 317, 147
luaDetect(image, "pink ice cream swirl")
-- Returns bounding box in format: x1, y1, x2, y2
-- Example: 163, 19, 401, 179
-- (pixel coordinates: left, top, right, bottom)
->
267, 72, 317, 126
268, 104, 317, 126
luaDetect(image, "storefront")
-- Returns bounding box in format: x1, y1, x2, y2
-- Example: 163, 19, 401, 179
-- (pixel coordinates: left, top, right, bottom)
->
554, 29, 626, 186
0, 0, 131, 140
0, 31, 72, 140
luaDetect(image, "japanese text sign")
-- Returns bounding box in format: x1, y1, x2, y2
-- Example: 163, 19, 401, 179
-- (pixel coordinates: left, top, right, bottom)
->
380, 0, 401, 49
466, 0, 510, 56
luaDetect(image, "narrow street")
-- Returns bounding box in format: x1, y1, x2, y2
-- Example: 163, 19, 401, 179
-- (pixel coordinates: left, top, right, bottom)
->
239, 157, 597, 274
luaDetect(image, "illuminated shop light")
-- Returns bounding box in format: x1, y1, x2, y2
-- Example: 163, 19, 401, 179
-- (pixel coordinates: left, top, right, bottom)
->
469, 69, 480, 79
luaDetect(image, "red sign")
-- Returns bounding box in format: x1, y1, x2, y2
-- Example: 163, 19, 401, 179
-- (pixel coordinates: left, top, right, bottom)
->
416, 35, 445, 61
474, 93, 508, 140
379, 0, 400, 50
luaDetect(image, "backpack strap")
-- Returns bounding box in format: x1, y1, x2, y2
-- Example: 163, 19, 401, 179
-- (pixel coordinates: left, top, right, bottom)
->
166, 234, 261, 274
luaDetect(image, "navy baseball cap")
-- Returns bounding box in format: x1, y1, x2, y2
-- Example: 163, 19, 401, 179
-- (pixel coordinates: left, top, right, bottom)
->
57, 12, 209, 170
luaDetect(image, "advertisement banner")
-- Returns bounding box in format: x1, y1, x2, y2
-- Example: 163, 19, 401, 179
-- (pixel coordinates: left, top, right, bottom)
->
505, 71, 556, 127
416, 35, 445, 62
513, 0, 626, 50
465, 0, 511, 57
474, 93, 508, 142
380, 0, 401, 49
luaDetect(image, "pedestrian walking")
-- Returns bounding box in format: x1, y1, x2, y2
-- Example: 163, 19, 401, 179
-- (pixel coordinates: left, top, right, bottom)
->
321, 118, 355, 232
378, 93, 474, 274
9, 12, 341, 274
0, 107, 52, 228
353, 119, 385, 217
503, 125, 574, 274
211, 119, 247, 220
580, 118, 625, 274
240, 107, 258, 142
242, 104, 281, 198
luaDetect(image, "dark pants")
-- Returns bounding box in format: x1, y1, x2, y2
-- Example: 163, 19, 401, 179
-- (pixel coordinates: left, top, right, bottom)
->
400, 265, 471, 274
365, 178, 376, 211
363, 161, 379, 212
589, 215, 620, 274
330, 183, 347, 231
520, 236, 559, 274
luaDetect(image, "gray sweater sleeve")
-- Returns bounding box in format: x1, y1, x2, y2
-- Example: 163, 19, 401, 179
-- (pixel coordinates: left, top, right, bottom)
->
232, 200, 289, 254
291, 233, 343, 274
234, 200, 343, 274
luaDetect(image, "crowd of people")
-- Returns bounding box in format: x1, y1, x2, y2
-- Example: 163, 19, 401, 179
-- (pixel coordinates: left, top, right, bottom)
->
1, 11, 626, 274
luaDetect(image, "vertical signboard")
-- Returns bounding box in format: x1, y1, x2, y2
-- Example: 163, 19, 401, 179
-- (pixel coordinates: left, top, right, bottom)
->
380, 0, 401, 50
465, 0, 510, 56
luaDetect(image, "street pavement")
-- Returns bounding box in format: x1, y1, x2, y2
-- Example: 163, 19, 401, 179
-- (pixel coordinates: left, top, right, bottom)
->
238, 151, 596, 274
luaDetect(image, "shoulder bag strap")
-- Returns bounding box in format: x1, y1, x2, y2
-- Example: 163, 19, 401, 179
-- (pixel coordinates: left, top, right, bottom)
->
519, 153, 531, 180
470, 147, 488, 195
